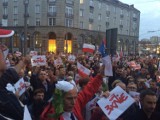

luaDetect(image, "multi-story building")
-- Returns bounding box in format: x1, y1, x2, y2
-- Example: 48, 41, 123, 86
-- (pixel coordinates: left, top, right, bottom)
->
0, 0, 140, 55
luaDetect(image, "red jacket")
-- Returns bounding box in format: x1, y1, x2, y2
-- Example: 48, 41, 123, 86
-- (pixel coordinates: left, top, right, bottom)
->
40, 74, 103, 120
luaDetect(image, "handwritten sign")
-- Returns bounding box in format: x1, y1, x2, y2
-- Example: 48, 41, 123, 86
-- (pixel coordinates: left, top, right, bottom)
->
30, 51, 38, 57
68, 55, 76, 62
14, 78, 26, 96
97, 86, 135, 120
31, 55, 47, 66
15, 51, 22, 57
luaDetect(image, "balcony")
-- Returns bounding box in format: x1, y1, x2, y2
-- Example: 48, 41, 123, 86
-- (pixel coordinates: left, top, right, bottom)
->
3, 2, 8, 6
3, 14, 8, 19
89, 18, 94, 23
66, 0, 74, 5
65, 13, 74, 18
47, 12, 57, 17
89, 1, 94, 8
120, 14, 124, 18
48, 0, 56, 4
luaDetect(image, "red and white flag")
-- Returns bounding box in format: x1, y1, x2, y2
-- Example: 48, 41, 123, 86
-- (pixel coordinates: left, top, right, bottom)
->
77, 62, 91, 77
0, 29, 14, 38
82, 43, 95, 53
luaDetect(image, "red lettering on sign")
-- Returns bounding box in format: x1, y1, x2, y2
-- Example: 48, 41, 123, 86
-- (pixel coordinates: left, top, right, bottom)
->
105, 93, 128, 115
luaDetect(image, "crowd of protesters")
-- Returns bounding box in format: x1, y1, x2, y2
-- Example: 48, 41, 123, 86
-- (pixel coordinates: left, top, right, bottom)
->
1, 42, 160, 120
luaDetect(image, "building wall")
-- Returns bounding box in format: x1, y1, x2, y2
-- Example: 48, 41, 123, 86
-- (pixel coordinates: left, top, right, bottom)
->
0, 0, 140, 55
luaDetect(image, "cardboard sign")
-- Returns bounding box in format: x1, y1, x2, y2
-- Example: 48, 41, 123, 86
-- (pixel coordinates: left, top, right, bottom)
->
30, 51, 38, 57
14, 78, 26, 96
68, 55, 76, 62
97, 86, 135, 120
15, 51, 22, 57
54, 57, 63, 66
31, 55, 47, 66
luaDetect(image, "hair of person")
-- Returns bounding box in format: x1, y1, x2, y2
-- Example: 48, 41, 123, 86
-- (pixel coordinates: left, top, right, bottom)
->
140, 89, 157, 100
33, 88, 45, 96
78, 77, 90, 88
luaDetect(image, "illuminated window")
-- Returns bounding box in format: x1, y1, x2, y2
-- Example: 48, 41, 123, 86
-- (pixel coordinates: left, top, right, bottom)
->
64, 40, 72, 53
80, 0, 84, 4
48, 39, 56, 53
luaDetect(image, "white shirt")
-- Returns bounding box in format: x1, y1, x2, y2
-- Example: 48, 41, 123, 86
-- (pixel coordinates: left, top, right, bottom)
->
62, 112, 78, 120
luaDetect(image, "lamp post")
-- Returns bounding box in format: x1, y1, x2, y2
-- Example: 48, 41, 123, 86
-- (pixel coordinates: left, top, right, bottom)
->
23, 0, 29, 55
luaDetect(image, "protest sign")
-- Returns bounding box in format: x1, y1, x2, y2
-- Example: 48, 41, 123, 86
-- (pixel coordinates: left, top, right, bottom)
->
68, 55, 76, 62
31, 55, 47, 66
15, 51, 22, 57
14, 78, 26, 96
97, 86, 135, 120
54, 57, 63, 67
30, 51, 38, 57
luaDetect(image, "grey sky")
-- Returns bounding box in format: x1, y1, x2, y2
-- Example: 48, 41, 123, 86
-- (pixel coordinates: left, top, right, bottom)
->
120, 0, 160, 40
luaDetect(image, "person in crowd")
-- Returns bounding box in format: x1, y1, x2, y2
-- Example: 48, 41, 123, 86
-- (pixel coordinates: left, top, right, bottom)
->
40, 65, 104, 120
28, 88, 47, 120
128, 89, 160, 120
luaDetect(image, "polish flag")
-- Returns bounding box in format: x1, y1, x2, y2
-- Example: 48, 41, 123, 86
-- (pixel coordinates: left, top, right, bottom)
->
0, 29, 14, 38
82, 43, 95, 53
77, 62, 91, 77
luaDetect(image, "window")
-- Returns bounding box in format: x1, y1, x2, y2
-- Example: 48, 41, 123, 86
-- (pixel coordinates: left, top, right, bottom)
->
89, 23, 93, 30
48, 18, 56, 26
80, 21, 83, 29
48, 5, 56, 13
98, 2, 102, 9
80, 0, 84, 4
120, 20, 122, 25
65, 6, 73, 16
66, 0, 73, 4
79, 9, 83, 17
98, 14, 101, 21
120, 9, 123, 14
98, 25, 101, 31
13, 6, 18, 14
36, 18, 40, 26
106, 4, 109, 11
3, 7, 7, 15
113, 6, 116, 13
106, 16, 109, 21
35, 5, 40, 13
65, 18, 73, 27
133, 13, 136, 18
13, 19, 18, 26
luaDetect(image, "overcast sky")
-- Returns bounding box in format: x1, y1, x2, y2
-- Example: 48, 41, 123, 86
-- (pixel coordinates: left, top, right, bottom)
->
120, 0, 160, 40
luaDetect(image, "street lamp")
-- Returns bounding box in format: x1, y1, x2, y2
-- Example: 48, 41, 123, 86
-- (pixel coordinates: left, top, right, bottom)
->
23, 0, 29, 55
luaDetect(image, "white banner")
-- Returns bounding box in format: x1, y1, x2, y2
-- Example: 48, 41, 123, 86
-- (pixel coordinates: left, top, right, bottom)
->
97, 86, 135, 120
31, 55, 47, 67
102, 55, 113, 76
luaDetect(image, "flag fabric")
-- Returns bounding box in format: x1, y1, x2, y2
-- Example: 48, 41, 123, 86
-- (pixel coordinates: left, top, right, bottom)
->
98, 40, 107, 57
0, 29, 14, 38
102, 55, 113, 76
120, 47, 123, 58
82, 43, 95, 53
77, 62, 91, 77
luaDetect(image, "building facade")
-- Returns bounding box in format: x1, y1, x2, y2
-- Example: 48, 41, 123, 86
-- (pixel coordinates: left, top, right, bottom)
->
0, 0, 140, 55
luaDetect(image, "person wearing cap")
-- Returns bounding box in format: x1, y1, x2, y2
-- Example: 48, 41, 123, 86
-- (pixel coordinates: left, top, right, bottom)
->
40, 65, 104, 120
